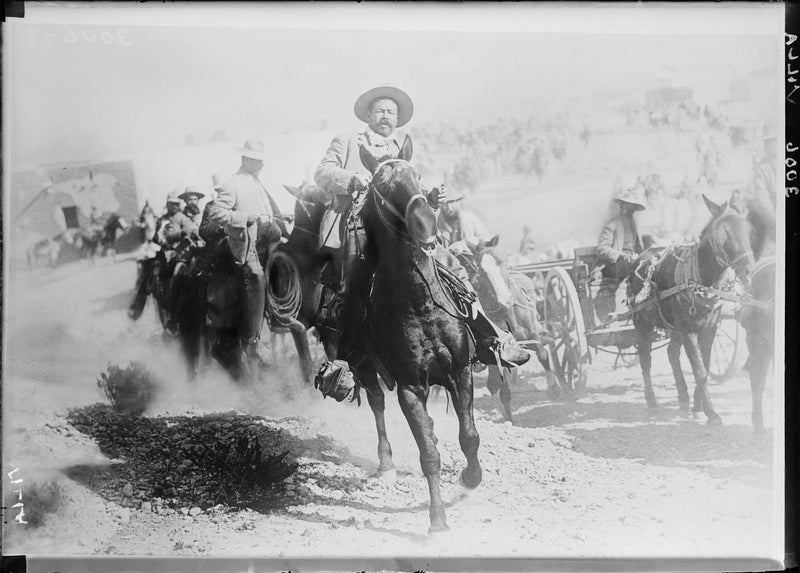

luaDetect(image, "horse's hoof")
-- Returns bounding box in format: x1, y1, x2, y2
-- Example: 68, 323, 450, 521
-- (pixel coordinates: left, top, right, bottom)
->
460, 467, 482, 489
678, 401, 690, 411
707, 416, 723, 427
428, 522, 451, 536
547, 385, 561, 400
376, 468, 397, 485
646, 402, 659, 411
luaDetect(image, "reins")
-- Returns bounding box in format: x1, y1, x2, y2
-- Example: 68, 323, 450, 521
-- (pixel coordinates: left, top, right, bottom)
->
369, 158, 426, 244
621, 212, 766, 331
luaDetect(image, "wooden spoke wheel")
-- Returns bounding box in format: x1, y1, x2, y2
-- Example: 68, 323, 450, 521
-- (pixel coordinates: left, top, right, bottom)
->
544, 267, 588, 391
709, 312, 744, 382
531, 270, 546, 318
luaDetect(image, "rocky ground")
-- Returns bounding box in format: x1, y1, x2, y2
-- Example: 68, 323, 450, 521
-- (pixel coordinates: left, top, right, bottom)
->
2, 253, 780, 564
2, 127, 781, 564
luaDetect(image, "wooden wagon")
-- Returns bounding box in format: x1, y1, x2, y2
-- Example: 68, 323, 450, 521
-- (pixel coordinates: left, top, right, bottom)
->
509, 246, 745, 390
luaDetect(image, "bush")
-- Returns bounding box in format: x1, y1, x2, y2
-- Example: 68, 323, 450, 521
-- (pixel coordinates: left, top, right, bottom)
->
67, 405, 298, 508
3, 480, 64, 528
97, 362, 158, 416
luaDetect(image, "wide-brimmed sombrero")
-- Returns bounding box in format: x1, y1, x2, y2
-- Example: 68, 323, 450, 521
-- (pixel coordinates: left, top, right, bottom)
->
354, 85, 414, 127
614, 187, 646, 211
179, 185, 205, 201
166, 189, 182, 204
237, 138, 265, 160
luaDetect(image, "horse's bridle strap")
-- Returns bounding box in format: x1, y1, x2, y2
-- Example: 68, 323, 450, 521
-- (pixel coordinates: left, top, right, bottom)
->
370, 158, 427, 242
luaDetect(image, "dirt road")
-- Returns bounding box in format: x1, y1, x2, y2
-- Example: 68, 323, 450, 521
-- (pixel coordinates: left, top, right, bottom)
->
2, 255, 779, 561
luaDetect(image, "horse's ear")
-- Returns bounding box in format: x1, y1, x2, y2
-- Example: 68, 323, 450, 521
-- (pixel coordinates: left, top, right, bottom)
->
702, 193, 723, 218
359, 145, 380, 174
398, 135, 413, 162
486, 234, 500, 248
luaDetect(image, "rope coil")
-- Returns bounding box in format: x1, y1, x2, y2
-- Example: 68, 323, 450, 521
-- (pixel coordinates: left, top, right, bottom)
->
266, 251, 303, 327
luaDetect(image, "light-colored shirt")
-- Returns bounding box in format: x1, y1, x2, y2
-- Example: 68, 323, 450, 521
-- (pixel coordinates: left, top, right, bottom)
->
214, 168, 275, 227
315, 128, 407, 199
438, 209, 492, 251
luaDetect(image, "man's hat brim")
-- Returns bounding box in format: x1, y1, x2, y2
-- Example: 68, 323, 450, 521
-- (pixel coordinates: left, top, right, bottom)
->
354, 86, 414, 127
237, 148, 265, 160
179, 191, 205, 201
442, 192, 465, 204
614, 198, 645, 211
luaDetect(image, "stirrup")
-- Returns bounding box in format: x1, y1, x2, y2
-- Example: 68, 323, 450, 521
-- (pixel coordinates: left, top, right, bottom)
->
491, 336, 530, 369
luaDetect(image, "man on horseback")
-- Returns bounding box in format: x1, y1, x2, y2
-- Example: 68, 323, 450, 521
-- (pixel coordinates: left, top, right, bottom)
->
127, 189, 183, 320
165, 185, 206, 332
202, 138, 287, 364
314, 85, 529, 370
596, 186, 646, 321
437, 191, 493, 254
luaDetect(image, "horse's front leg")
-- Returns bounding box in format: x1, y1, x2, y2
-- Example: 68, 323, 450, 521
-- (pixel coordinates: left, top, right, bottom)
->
636, 321, 657, 408
397, 383, 448, 533
667, 333, 690, 409
362, 367, 395, 480
683, 329, 721, 424
449, 368, 483, 488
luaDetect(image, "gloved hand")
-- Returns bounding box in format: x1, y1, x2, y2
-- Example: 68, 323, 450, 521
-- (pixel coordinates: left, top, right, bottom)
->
428, 185, 448, 208
351, 172, 371, 194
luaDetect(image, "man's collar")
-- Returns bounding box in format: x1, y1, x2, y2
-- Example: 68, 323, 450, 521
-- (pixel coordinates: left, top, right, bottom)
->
362, 126, 404, 147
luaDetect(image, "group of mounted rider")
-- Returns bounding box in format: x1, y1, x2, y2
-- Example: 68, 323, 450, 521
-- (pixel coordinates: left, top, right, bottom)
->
127, 84, 533, 386
120, 84, 777, 533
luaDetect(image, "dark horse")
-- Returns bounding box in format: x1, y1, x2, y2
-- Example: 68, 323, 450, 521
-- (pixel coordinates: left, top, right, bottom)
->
739, 189, 776, 434
628, 193, 754, 424
267, 184, 339, 380
80, 213, 129, 262
455, 236, 559, 422
341, 137, 481, 533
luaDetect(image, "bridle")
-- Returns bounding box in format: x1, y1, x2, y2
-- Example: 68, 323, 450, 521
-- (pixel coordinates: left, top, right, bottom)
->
369, 158, 429, 245
701, 211, 754, 272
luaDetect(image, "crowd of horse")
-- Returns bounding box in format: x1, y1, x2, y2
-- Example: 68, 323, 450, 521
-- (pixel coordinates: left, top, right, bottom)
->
25, 213, 131, 270
126, 137, 774, 534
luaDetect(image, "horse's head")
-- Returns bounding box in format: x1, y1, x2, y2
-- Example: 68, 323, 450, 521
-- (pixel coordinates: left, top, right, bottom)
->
284, 183, 328, 237
701, 193, 755, 285
461, 235, 513, 312
360, 135, 438, 252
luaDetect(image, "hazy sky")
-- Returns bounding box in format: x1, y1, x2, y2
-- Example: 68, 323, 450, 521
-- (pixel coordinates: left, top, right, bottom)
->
6, 4, 781, 168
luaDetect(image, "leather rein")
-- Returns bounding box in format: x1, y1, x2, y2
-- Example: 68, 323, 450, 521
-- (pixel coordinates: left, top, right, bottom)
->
369, 159, 428, 244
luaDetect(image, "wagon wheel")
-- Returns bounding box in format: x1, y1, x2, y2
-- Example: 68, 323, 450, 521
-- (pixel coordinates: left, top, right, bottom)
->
531, 270, 546, 317
709, 312, 744, 382
544, 267, 588, 391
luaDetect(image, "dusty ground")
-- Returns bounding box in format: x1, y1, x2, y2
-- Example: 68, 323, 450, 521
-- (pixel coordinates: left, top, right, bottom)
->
2, 127, 781, 563
2, 253, 780, 562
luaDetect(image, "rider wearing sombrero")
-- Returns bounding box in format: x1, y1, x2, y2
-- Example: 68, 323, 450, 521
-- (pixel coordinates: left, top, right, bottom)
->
166, 185, 207, 330
596, 185, 646, 321
314, 85, 529, 371
201, 139, 287, 364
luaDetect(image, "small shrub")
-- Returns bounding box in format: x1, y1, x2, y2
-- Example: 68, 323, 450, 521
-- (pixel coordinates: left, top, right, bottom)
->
3, 480, 64, 528
67, 405, 298, 508
97, 362, 158, 416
